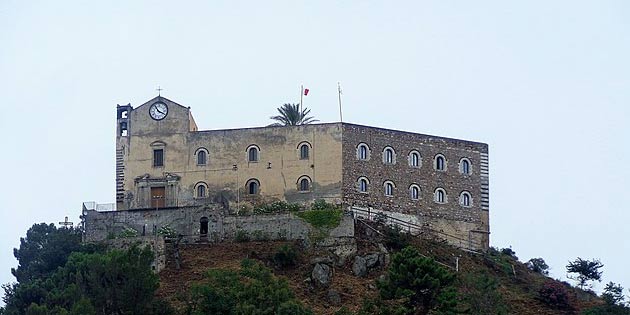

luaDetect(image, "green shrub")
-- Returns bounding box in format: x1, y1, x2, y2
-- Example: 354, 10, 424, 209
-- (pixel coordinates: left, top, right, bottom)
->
383, 225, 411, 251
500, 247, 518, 260
538, 281, 571, 310
118, 227, 139, 238
253, 201, 301, 214
273, 245, 297, 268
460, 272, 508, 315
296, 209, 343, 228
235, 230, 250, 242
188, 259, 312, 315
312, 199, 334, 211
251, 230, 269, 241
157, 226, 177, 238
526, 257, 549, 275
378, 246, 457, 314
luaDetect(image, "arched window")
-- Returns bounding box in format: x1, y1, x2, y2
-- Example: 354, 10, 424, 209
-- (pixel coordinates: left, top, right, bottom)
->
194, 182, 208, 199
357, 177, 369, 193
435, 154, 446, 171
357, 143, 370, 161
196, 148, 208, 165
383, 147, 396, 165
434, 188, 447, 204
459, 158, 471, 175
246, 179, 260, 194
409, 151, 421, 168
247, 145, 260, 162
299, 177, 310, 191
409, 184, 420, 200
299, 144, 310, 160
384, 181, 394, 196
460, 191, 472, 207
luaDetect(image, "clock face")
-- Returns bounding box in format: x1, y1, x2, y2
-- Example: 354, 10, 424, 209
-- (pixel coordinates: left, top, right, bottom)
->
149, 102, 168, 120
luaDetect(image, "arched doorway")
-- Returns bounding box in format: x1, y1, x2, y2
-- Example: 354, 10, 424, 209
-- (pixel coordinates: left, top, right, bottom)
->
200, 217, 209, 236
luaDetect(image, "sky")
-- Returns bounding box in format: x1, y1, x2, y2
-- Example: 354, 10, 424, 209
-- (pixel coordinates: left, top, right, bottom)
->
1, 0, 629, 299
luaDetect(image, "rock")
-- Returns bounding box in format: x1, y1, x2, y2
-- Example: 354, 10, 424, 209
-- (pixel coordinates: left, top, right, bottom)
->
333, 243, 358, 266
312, 263, 332, 287
378, 252, 390, 267
352, 256, 367, 277
311, 256, 334, 265
365, 253, 380, 268
377, 243, 388, 254
327, 289, 342, 306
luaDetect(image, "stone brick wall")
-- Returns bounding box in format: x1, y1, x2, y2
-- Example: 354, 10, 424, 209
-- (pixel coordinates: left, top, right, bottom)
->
83, 205, 354, 243
340, 123, 489, 249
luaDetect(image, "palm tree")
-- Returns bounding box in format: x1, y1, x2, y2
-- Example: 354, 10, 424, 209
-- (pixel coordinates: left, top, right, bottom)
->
268, 103, 318, 126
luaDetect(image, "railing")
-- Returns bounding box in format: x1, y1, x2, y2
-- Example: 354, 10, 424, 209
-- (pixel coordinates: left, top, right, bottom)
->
349, 206, 482, 252
350, 206, 423, 235
82, 202, 116, 212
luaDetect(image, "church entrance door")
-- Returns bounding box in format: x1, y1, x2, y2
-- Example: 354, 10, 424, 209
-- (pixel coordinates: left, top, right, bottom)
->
151, 187, 166, 208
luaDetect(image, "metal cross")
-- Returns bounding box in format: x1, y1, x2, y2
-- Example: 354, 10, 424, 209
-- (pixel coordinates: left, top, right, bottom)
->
58, 216, 74, 228
156, 86, 163, 96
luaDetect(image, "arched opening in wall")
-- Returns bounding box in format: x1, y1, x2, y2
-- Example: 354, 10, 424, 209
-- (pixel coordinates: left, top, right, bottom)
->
435, 154, 446, 171
459, 158, 471, 175
409, 184, 420, 200
357, 143, 370, 160
200, 217, 209, 235
383, 147, 396, 165
298, 176, 311, 192
409, 150, 421, 168
196, 148, 208, 165
247, 145, 260, 162
357, 176, 369, 193
384, 181, 395, 196
300, 144, 310, 160
246, 179, 260, 195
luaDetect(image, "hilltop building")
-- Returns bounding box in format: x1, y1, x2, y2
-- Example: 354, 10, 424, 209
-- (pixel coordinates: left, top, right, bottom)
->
85, 96, 489, 250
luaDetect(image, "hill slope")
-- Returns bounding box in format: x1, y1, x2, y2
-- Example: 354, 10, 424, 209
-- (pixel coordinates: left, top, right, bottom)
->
157, 223, 602, 314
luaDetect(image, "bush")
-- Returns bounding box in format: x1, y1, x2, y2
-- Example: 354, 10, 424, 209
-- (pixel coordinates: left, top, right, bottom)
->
253, 201, 301, 214
296, 209, 343, 228
526, 257, 550, 275
251, 230, 269, 241
235, 230, 250, 242
118, 227, 139, 238
538, 281, 571, 309
378, 246, 457, 314
312, 199, 335, 211
460, 272, 508, 315
157, 226, 177, 238
188, 259, 312, 315
500, 247, 518, 260
383, 225, 411, 251
273, 245, 297, 268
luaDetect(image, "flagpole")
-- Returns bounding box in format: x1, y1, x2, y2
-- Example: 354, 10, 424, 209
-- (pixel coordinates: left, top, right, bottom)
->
300, 84, 304, 118
337, 82, 343, 122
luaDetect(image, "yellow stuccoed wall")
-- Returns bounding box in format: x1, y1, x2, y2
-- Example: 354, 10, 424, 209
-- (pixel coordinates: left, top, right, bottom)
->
117, 97, 343, 210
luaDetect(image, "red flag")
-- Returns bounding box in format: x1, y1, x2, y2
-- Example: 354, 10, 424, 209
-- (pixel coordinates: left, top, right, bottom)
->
304, 88, 310, 96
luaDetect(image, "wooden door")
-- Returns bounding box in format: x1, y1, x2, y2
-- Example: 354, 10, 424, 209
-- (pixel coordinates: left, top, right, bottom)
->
151, 187, 166, 208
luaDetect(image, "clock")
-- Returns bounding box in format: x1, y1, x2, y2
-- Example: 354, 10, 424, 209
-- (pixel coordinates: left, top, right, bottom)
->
149, 102, 168, 120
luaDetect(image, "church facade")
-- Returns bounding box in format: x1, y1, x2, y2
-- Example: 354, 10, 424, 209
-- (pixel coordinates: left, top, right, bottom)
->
114, 96, 489, 248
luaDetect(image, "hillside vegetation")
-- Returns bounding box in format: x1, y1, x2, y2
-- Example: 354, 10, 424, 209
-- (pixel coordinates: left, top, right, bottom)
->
2, 215, 629, 314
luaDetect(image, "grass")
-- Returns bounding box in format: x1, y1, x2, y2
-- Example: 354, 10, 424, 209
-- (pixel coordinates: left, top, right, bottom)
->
295, 208, 343, 228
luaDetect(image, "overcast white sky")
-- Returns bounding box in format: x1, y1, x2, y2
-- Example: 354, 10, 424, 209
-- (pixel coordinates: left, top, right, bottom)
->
1, 0, 629, 298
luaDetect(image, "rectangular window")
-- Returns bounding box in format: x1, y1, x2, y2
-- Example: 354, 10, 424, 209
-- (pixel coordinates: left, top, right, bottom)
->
153, 149, 164, 167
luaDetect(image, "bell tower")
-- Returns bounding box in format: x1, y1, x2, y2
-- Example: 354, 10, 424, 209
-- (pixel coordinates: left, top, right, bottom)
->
116, 104, 133, 210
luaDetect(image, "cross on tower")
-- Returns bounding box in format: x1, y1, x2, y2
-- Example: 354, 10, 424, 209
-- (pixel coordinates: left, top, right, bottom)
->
58, 216, 74, 228
156, 86, 163, 96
